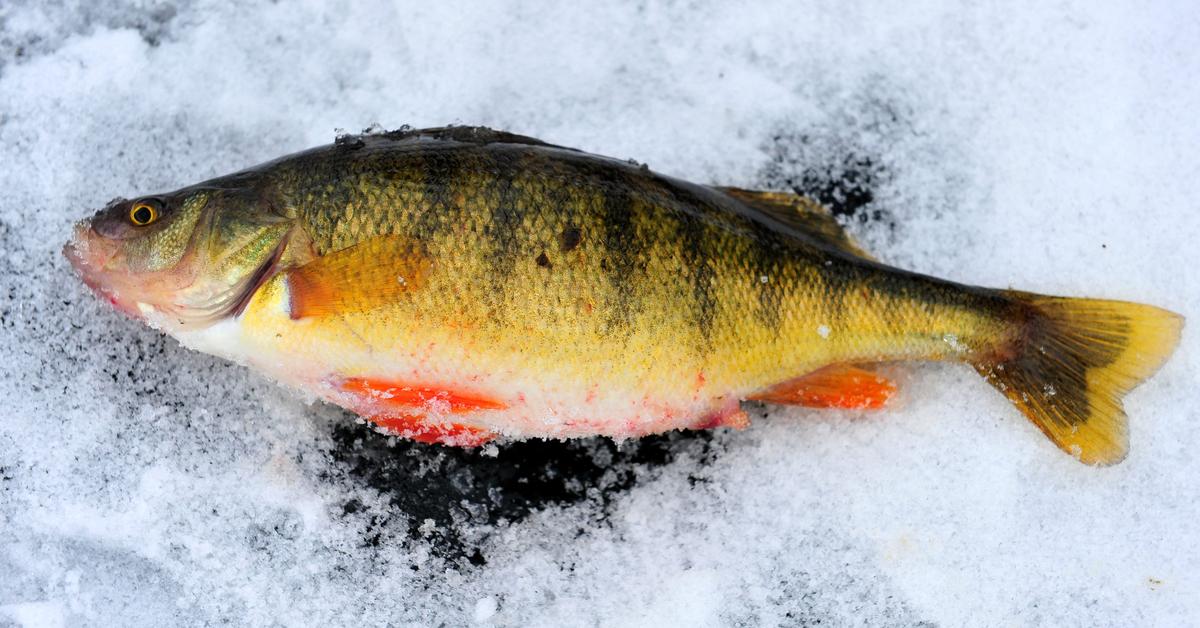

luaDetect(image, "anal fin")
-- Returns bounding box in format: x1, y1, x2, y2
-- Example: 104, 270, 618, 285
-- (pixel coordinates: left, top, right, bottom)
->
748, 364, 896, 409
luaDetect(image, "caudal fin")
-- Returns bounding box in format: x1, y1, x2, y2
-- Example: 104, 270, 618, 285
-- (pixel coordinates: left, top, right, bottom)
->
974, 291, 1182, 465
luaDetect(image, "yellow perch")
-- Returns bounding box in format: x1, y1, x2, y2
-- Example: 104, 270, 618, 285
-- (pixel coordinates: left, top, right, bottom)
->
64, 127, 1182, 465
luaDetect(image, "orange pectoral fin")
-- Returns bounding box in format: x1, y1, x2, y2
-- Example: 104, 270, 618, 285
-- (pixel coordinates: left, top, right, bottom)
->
748, 364, 896, 410
286, 235, 431, 319
340, 377, 504, 446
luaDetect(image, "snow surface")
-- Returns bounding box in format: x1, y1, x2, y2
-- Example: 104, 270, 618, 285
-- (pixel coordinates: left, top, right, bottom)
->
1, 1, 1198, 626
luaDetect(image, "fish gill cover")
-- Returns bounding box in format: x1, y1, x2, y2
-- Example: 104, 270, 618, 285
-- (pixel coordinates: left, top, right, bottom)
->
0, 1, 1196, 627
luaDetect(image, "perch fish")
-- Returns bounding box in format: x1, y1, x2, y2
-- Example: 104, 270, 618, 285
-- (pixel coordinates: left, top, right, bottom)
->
64, 126, 1182, 465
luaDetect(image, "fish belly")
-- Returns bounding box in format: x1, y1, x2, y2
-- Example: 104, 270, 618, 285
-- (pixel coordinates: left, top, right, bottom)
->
172, 272, 746, 444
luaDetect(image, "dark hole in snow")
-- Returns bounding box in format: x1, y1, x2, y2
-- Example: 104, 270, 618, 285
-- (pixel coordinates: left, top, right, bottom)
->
326, 421, 720, 561
759, 103, 899, 230
769, 143, 888, 226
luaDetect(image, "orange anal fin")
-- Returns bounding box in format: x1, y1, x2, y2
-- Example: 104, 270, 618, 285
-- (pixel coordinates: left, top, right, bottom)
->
340, 377, 504, 447
748, 365, 896, 409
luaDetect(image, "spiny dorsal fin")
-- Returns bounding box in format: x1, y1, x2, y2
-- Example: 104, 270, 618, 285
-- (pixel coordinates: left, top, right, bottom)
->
718, 187, 874, 260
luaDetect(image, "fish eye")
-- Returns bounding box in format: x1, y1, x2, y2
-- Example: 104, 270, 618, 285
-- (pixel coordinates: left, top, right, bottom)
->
129, 201, 159, 226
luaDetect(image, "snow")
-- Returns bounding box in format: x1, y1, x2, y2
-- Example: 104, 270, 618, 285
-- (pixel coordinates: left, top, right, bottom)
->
1, 0, 1197, 626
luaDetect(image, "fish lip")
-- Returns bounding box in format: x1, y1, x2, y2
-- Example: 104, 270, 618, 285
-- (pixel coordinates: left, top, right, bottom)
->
62, 223, 90, 269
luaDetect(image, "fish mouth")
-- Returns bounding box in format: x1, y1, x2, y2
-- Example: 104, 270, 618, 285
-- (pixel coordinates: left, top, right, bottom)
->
63, 222, 115, 274
63, 223, 141, 318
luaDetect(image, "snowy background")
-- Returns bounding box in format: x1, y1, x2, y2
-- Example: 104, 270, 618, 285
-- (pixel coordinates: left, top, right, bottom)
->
1, 1, 1198, 626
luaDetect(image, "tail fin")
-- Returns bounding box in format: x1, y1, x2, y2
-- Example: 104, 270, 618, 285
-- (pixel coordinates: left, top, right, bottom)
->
973, 291, 1183, 465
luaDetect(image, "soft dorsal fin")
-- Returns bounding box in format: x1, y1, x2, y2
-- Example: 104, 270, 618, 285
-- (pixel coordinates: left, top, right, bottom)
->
717, 187, 874, 260
285, 235, 431, 319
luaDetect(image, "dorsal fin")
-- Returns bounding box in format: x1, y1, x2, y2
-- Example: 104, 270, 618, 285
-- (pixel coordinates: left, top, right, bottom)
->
717, 187, 874, 259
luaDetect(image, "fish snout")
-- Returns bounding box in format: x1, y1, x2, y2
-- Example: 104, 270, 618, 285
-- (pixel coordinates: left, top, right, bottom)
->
63, 221, 139, 317
64, 221, 114, 276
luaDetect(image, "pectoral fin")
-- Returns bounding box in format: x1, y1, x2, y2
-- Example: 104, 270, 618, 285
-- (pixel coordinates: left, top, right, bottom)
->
286, 235, 430, 319
748, 364, 896, 409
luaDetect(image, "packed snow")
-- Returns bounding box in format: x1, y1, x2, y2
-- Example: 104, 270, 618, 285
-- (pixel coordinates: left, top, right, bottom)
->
1, 1, 1197, 626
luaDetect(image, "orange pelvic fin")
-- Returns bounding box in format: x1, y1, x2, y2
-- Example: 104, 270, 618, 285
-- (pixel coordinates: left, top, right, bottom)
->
286, 235, 430, 319
340, 377, 503, 446
367, 413, 496, 447
342, 377, 507, 413
748, 364, 896, 409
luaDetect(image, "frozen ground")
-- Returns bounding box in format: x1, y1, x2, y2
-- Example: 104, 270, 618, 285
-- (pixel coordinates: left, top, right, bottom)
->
1, 1, 1198, 626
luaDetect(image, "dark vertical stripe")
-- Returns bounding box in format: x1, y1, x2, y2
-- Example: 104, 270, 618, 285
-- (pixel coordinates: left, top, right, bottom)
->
413, 148, 457, 244
599, 177, 638, 333
679, 213, 716, 348
483, 148, 528, 320
754, 245, 783, 334
661, 182, 722, 349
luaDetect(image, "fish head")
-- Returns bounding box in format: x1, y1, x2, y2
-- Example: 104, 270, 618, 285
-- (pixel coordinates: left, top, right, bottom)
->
64, 181, 292, 329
